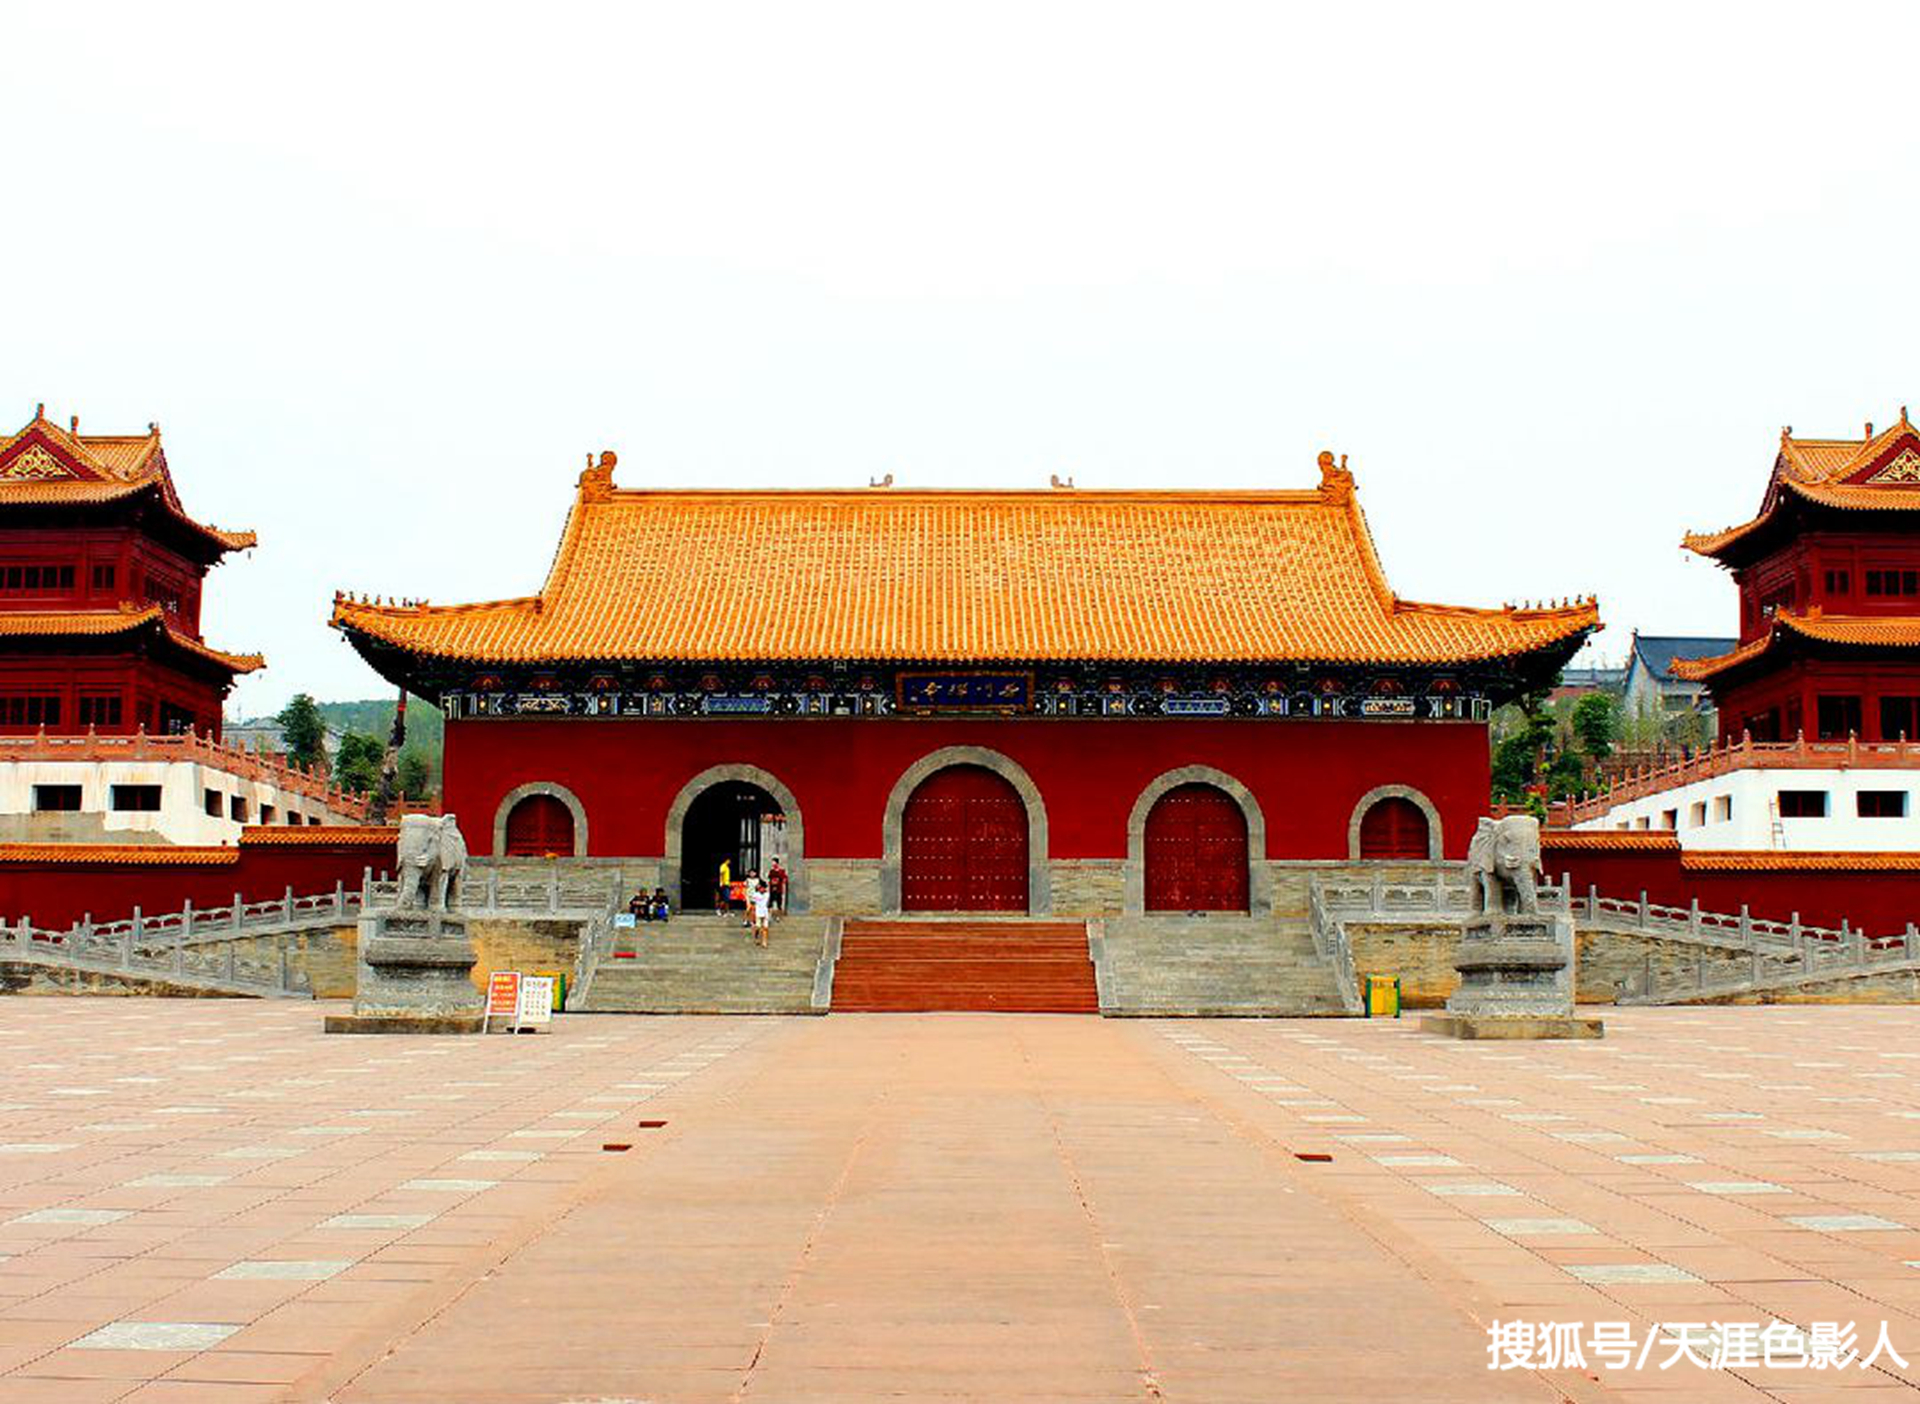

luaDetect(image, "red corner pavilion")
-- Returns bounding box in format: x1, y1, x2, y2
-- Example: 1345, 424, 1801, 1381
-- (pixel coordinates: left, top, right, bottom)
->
334, 449, 1596, 917
0, 407, 260, 738
1676, 410, 1920, 744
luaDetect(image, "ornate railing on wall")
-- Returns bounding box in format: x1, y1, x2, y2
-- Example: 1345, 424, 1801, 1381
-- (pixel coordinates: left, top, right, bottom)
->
374, 862, 633, 917
2, 907, 324, 997
0, 727, 369, 817
1566, 732, 1920, 826
1304, 880, 1363, 1016
1308, 864, 1917, 1006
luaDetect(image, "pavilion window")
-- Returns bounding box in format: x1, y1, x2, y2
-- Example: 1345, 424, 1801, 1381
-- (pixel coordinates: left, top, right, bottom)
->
90, 563, 116, 592
1856, 790, 1908, 818
1864, 569, 1920, 598
0, 695, 61, 728
229, 796, 249, 823
1880, 696, 1920, 742
110, 785, 162, 812
1777, 789, 1827, 819
77, 695, 122, 729
1815, 695, 1861, 740
1823, 569, 1851, 597
204, 789, 222, 817
31, 785, 82, 812
1745, 708, 1781, 742
0, 563, 76, 593
158, 703, 197, 735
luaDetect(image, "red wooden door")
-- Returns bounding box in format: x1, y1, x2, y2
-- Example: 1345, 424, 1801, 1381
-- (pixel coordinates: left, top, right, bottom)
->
504, 794, 574, 857
901, 765, 1029, 911
1144, 784, 1249, 911
1358, 796, 1429, 860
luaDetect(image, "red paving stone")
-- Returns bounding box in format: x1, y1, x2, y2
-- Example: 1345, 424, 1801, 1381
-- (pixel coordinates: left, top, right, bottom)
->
0, 1002, 1913, 1399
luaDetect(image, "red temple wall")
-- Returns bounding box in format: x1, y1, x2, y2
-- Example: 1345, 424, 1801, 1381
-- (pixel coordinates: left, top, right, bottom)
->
1542, 839, 1920, 940
441, 716, 1492, 860
0, 831, 397, 930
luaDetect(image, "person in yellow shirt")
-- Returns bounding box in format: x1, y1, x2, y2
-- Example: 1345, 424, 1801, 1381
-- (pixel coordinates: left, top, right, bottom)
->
714, 858, 732, 916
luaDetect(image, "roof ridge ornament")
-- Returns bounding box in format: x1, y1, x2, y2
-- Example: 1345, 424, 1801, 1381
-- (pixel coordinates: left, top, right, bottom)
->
1316, 449, 1354, 499
577, 449, 617, 503
869, 473, 894, 489
1049, 474, 1075, 490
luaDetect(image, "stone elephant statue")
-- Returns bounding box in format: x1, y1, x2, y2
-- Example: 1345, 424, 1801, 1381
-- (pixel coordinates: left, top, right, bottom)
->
1466, 815, 1541, 916
396, 814, 468, 912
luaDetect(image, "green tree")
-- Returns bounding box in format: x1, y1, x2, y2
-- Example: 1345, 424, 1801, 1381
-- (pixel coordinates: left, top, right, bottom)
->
397, 750, 432, 801
275, 693, 327, 770
333, 732, 385, 794
1489, 689, 1557, 803
1571, 691, 1619, 763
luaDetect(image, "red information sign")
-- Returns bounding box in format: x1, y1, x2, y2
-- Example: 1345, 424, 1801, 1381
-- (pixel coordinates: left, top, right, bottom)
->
485, 971, 521, 1030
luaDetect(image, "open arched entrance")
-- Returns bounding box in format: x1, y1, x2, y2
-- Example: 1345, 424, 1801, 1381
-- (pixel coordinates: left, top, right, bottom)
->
900, 764, 1030, 911
1143, 783, 1249, 911
677, 780, 790, 910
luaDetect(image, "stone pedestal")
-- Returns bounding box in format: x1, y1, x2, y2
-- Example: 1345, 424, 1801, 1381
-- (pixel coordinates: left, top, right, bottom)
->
1419, 912, 1604, 1040
323, 908, 484, 1035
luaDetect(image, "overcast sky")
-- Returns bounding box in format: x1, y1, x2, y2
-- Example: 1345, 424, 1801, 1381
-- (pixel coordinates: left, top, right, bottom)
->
8, 2, 1920, 716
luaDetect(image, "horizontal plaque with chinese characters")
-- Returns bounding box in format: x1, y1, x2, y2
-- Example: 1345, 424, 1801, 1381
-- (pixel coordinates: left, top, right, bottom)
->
896, 672, 1033, 712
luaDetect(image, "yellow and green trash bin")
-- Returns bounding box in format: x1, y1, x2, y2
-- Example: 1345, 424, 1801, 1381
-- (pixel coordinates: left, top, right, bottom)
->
1362, 974, 1401, 1018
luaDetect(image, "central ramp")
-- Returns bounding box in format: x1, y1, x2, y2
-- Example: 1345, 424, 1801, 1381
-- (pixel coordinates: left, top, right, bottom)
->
832, 919, 1098, 1013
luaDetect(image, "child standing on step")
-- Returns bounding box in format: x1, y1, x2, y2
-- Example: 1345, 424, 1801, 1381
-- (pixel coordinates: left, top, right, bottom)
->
749, 879, 772, 948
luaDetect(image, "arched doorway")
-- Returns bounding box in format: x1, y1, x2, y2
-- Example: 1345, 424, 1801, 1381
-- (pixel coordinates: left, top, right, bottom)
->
901, 765, 1029, 911
678, 780, 789, 909
1143, 783, 1249, 911
1358, 795, 1431, 859
503, 793, 575, 857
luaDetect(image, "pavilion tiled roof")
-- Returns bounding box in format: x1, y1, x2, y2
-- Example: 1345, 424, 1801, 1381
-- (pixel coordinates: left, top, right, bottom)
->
0, 844, 238, 867
1683, 850, 1920, 873
0, 410, 256, 552
0, 607, 264, 674
1669, 612, 1920, 682
1684, 412, 1920, 558
332, 458, 1599, 668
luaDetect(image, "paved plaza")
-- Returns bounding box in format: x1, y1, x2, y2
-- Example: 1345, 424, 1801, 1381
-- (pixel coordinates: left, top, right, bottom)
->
0, 1004, 1915, 1400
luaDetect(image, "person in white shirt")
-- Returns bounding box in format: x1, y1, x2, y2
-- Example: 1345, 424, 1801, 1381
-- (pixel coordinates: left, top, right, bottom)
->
749, 880, 772, 948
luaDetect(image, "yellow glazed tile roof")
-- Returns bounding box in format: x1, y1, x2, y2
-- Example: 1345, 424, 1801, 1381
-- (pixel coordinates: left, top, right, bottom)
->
1685, 412, 1920, 557
0, 607, 264, 674
332, 461, 1599, 667
0, 410, 256, 552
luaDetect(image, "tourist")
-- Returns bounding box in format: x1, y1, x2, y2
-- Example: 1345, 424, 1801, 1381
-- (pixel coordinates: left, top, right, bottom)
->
737, 870, 757, 928
628, 891, 648, 923
714, 857, 731, 915
650, 887, 671, 923
768, 859, 788, 916
749, 879, 772, 947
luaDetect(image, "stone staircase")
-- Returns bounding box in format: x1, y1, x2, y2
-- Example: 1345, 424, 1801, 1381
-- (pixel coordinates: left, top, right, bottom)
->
574, 913, 829, 1014
832, 920, 1100, 1013
1096, 915, 1349, 1016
